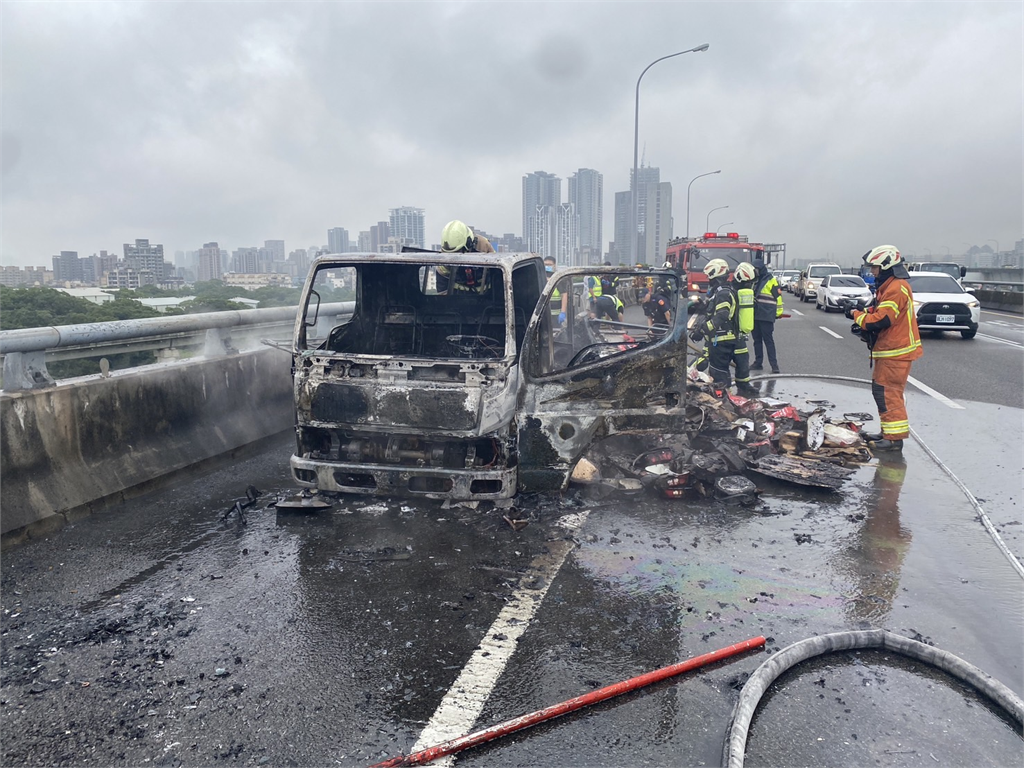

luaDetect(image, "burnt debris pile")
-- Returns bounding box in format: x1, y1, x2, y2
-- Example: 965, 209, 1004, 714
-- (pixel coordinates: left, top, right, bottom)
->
573, 384, 876, 501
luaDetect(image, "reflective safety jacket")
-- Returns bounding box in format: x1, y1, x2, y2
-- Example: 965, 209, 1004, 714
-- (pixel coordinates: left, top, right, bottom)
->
736, 285, 755, 335
754, 274, 784, 321
702, 282, 738, 342
587, 276, 603, 298
854, 276, 923, 360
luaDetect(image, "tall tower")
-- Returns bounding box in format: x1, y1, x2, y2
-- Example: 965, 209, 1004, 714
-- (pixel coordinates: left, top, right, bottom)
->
568, 169, 602, 260
389, 207, 425, 249
327, 227, 349, 254
522, 171, 561, 252
642, 181, 673, 265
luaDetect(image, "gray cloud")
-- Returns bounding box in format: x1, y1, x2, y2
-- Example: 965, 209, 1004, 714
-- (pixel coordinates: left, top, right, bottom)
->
1, 1, 1020, 266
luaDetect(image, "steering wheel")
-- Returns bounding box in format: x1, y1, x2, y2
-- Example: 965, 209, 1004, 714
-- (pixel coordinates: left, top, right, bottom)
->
445, 335, 503, 359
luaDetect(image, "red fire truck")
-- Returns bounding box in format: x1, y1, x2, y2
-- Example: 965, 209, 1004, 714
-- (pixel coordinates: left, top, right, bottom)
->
664, 232, 785, 294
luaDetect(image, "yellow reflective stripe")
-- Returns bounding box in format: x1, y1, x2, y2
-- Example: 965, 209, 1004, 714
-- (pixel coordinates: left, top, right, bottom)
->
877, 301, 898, 311
855, 314, 866, 327
881, 419, 909, 429
871, 340, 922, 358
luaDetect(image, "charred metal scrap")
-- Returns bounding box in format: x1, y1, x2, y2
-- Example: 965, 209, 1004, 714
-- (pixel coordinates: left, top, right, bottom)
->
571, 382, 874, 500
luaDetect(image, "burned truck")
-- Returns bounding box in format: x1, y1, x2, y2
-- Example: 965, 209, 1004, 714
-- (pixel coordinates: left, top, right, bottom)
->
289, 253, 686, 500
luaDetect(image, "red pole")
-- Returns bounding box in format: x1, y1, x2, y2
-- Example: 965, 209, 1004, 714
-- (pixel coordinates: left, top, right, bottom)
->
369, 635, 765, 768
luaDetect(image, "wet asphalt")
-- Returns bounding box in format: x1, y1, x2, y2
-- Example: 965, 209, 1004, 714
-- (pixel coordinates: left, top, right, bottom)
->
1, 379, 1022, 768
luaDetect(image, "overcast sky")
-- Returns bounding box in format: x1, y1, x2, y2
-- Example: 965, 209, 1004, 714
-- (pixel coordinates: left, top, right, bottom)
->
2, 1, 1021, 269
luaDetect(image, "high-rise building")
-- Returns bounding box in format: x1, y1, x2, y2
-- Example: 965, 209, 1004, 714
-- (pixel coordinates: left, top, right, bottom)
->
522, 171, 561, 251
124, 238, 167, 281
556, 203, 580, 265
52, 251, 82, 283
264, 240, 285, 262
370, 222, 390, 252
529, 205, 559, 261
327, 227, 349, 254
568, 169, 602, 259
358, 231, 372, 252
642, 182, 673, 265
232, 247, 260, 274
611, 191, 633, 264
196, 242, 223, 283
389, 207, 425, 249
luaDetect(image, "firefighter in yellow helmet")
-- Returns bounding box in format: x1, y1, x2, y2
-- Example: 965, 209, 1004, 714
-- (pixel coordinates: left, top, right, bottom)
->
437, 220, 495, 294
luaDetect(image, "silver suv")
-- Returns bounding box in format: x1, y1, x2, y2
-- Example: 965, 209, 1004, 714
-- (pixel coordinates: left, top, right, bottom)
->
796, 263, 843, 302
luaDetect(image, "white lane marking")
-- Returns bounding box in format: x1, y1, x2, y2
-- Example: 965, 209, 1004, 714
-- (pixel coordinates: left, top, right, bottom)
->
907, 375, 965, 409
789, 308, 804, 317
977, 332, 1024, 350
411, 510, 591, 759
819, 326, 843, 339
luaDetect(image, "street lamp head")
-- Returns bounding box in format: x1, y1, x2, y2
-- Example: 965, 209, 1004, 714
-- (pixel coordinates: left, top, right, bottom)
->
692, 43, 710, 52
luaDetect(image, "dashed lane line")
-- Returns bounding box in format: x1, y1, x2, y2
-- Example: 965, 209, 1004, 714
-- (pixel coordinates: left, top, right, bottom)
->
819, 326, 843, 339
410, 510, 591, 763
907, 375, 965, 410
789, 308, 805, 317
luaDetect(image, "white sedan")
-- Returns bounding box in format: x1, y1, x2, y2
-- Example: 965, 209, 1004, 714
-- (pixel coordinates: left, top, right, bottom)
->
816, 274, 873, 312
907, 273, 980, 339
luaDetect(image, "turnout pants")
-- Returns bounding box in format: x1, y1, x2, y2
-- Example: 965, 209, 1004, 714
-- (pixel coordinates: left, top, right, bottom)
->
695, 338, 750, 387
751, 319, 778, 369
871, 358, 913, 439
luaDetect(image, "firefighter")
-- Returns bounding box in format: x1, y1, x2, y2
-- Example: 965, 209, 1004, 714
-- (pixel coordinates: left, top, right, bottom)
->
845, 244, 923, 452
689, 259, 758, 395
436, 220, 494, 293
732, 261, 758, 393
750, 258, 784, 373
646, 277, 673, 337
544, 257, 567, 325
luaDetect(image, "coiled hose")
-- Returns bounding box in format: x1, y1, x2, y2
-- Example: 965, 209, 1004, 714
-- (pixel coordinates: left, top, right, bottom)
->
722, 629, 1024, 768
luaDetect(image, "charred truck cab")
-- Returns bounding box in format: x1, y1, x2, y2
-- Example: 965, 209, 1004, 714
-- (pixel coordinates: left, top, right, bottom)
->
290, 254, 685, 500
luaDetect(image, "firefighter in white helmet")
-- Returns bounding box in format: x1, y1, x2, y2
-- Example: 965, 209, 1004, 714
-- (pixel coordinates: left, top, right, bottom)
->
845, 244, 923, 452
689, 259, 758, 395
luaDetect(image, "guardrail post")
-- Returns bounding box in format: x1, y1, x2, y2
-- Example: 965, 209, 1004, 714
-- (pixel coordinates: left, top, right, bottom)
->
2, 351, 55, 391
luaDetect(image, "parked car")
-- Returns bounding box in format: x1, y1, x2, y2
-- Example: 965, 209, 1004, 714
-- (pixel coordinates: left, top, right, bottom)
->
795, 263, 844, 302
774, 270, 799, 292
816, 274, 873, 312
906, 273, 980, 339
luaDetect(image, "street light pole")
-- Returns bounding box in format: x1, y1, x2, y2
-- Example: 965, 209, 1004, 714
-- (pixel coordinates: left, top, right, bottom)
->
706, 205, 729, 233
686, 170, 720, 240
716, 222, 733, 234
632, 43, 710, 262
988, 239, 1000, 256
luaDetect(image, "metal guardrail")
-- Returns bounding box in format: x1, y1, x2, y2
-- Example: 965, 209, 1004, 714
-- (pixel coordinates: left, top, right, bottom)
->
0, 303, 352, 392
965, 280, 1024, 292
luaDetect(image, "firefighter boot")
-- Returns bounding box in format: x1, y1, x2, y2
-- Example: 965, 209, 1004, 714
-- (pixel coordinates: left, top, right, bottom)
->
869, 438, 904, 452
736, 381, 760, 397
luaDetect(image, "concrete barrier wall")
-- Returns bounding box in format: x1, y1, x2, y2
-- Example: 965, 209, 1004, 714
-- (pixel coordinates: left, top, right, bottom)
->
1, 348, 294, 542
974, 289, 1023, 314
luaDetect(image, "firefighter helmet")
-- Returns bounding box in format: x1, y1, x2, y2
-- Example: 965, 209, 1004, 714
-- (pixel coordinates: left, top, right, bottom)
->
734, 262, 757, 283
441, 220, 474, 253
863, 244, 902, 270
703, 258, 730, 280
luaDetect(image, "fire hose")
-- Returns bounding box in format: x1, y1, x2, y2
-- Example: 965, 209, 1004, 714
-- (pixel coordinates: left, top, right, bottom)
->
723, 629, 1024, 768
368, 636, 765, 767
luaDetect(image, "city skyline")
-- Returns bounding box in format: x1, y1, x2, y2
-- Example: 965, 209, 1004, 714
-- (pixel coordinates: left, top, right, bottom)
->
1, 3, 1019, 272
